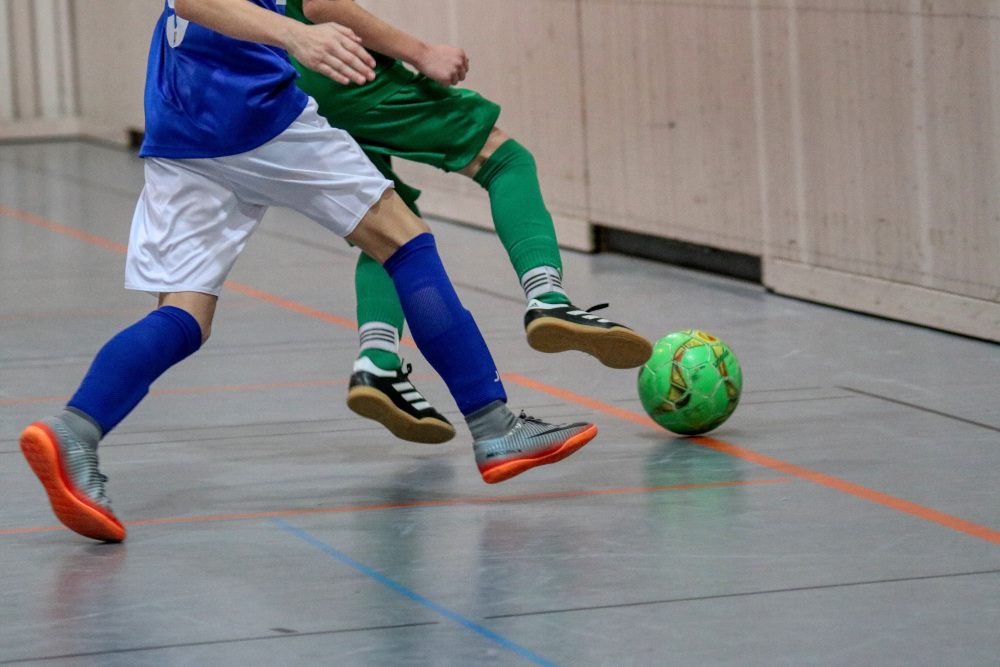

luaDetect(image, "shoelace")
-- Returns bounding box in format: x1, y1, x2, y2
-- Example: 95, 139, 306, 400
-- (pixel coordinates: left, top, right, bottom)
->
81, 446, 111, 504
517, 411, 546, 425
401, 361, 413, 378
585, 303, 609, 313
95, 473, 110, 503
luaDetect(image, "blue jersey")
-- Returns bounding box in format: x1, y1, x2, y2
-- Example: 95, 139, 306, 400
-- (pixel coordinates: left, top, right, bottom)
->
140, 0, 309, 159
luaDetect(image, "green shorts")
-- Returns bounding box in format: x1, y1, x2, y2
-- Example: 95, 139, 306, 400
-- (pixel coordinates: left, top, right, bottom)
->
322, 74, 502, 213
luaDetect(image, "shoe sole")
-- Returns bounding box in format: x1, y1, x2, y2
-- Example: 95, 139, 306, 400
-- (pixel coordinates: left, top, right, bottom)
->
347, 387, 456, 444
479, 424, 598, 484
526, 319, 653, 369
19, 423, 126, 542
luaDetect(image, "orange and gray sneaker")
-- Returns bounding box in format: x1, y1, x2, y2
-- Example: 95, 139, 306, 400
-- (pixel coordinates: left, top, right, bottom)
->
20, 417, 125, 542
524, 300, 653, 369
474, 412, 597, 484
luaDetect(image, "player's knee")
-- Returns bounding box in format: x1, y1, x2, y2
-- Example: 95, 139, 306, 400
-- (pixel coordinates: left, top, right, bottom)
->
349, 190, 431, 263
502, 138, 536, 168
157, 293, 216, 345
461, 127, 511, 178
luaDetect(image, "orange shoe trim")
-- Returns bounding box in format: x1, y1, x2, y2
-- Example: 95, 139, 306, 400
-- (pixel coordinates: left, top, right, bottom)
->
479, 424, 598, 484
19, 423, 126, 542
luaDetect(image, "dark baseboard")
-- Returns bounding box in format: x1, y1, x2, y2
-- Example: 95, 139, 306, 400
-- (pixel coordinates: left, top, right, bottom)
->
594, 226, 762, 283
127, 128, 145, 150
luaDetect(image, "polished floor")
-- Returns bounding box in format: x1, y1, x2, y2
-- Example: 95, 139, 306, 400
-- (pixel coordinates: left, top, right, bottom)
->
1, 140, 998, 666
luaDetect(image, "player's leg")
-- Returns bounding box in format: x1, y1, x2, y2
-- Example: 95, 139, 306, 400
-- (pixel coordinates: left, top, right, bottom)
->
230, 99, 598, 482
458, 126, 566, 304
341, 79, 651, 368
348, 152, 455, 443
20, 292, 211, 543
20, 158, 260, 542
351, 158, 415, 374
346, 190, 597, 484
459, 125, 652, 369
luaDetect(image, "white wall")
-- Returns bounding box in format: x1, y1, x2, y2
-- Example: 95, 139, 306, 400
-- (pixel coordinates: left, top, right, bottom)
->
0, 0, 155, 144
2, 0, 997, 340
375, 0, 1000, 340
0, 0, 80, 138
72, 1, 158, 144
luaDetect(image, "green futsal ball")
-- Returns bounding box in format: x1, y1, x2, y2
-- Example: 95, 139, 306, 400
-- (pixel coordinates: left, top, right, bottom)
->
637, 330, 742, 435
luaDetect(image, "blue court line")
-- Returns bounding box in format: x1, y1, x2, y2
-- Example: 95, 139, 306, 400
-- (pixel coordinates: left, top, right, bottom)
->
273, 519, 559, 667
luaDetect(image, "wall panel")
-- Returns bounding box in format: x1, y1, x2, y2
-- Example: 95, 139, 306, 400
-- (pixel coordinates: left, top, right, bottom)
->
71, 1, 157, 145
0, 0, 79, 138
921, 6, 1000, 301
0, 0, 14, 120
2, 0, 996, 338
380, 0, 593, 250
761, 0, 1000, 339
580, 0, 762, 257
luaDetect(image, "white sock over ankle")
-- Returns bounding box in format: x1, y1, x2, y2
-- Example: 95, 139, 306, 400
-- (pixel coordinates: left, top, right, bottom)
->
520, 266, 566, 302
358, 321, 399, 354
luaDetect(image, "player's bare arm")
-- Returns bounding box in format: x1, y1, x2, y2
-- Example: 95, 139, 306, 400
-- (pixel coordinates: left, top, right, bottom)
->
174, 0, 375, 84
302, 0, 469, 86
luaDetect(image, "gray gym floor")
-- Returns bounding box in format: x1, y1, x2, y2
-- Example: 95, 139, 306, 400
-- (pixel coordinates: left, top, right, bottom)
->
1, 140, 998, 666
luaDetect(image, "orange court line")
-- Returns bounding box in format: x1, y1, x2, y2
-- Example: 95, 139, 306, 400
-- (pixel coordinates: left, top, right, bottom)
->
8, 205, 1000, 547
1, 204, 419, 346
0, 479, 790, 535
502, 374, 1000, 546
1, 375, 440, 405
0, 300, 257, 323
0, 306, 151, 321
692, 438, 1000, 546
0, 205, 129, 253
502, 374, 660, 430
223, 282, 358, 330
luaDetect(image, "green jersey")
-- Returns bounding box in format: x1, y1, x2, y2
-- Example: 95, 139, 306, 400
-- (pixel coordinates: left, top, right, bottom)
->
284, 0, 418, 121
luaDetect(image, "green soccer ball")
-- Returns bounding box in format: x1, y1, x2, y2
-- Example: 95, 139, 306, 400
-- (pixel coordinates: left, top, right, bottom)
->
637, 330, 743, 435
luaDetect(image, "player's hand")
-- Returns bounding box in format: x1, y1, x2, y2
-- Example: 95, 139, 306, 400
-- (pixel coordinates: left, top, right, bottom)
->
415, 44, 469, 87
287, 22, 376, 85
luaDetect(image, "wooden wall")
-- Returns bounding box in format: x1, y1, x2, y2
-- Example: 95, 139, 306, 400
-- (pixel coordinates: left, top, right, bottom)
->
0, 0, 154, 143
369, 0, 594, 251
1, 0, 996, 340
756, 0, 1000, 340
388, 0, 1000, 341
0, 0, 80, 138
71, 1, 157, 144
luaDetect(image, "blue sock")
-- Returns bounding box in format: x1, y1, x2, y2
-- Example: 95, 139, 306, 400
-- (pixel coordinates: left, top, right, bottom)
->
67, 306, 203, 435
383, 233, 506, 415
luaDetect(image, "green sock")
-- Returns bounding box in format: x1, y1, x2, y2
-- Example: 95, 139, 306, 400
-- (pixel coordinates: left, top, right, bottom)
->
355, 251, 404, 371
534, 290, 570, 305
473, 139, 563, 281
359, 348, 402, 371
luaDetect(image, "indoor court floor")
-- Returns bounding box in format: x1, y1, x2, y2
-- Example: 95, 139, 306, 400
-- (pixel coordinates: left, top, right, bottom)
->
1, 140, 998, 666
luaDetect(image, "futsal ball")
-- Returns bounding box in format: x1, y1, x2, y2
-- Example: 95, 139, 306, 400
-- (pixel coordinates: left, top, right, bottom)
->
637, 330, 742, 435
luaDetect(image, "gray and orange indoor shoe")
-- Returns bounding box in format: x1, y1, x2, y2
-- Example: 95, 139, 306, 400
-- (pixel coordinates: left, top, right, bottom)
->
474, 411, 597, 484
20, 416, 125, 542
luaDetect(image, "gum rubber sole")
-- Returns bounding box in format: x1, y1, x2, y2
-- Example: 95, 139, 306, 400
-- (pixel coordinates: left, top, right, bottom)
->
19, 423, 126, 542
347, 386, 456, 444
526, 320, 653, 369
479, 424, 598, 484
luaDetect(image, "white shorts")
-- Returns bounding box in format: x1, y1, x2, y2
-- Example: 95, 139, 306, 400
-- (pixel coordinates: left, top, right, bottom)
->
125, 98, 392, 296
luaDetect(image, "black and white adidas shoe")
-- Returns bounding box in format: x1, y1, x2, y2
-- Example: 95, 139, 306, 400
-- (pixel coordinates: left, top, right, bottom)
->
524, 300, 653, 369
347, 358, 456, 444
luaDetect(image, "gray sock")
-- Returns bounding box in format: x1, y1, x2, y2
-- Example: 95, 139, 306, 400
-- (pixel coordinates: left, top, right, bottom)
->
466, 400, 518, 441
61, 407, 104, 447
